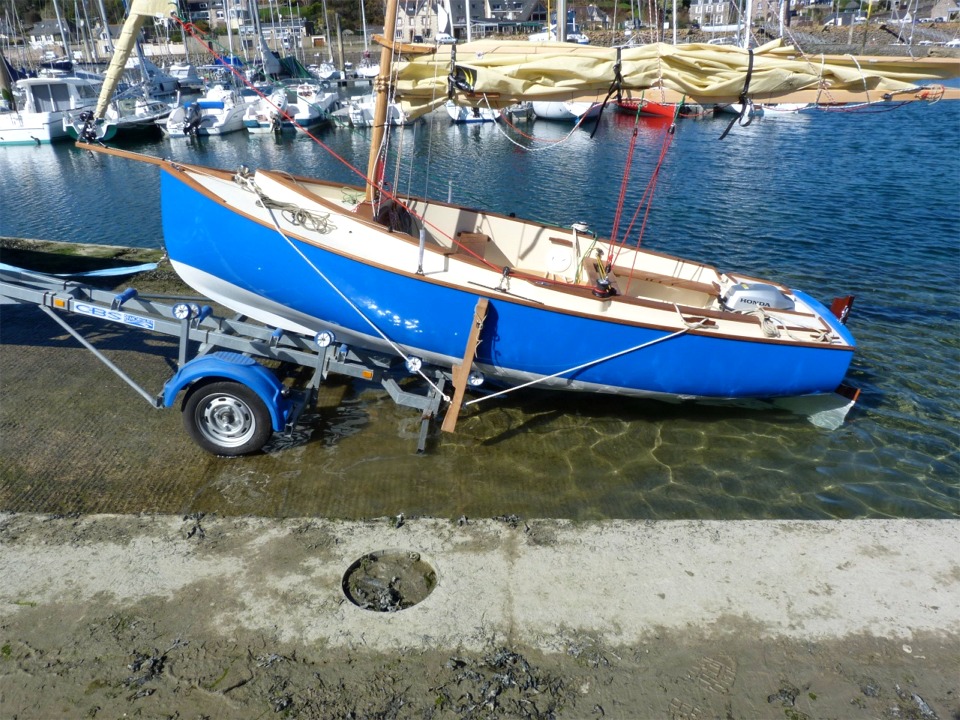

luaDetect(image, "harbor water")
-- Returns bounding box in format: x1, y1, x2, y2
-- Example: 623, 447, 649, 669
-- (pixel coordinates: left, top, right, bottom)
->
0, 97, 957, 520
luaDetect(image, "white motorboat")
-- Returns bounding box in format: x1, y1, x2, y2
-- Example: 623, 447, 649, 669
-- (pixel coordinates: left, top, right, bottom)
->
445, 99, 499, 123
242, 88, 290, 134
0, 76, 100, 145
530, 99, 603, 122
162, 84, 251, 137
343, 93, 415, 127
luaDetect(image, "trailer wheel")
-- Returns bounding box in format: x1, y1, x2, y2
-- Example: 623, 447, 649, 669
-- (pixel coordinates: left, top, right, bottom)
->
183, 381, 272, 456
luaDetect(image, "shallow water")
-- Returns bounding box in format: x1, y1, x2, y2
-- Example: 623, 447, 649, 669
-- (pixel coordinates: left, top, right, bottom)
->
1, 96, 957, 520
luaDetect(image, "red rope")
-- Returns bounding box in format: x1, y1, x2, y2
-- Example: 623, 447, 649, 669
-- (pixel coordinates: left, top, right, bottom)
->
610, 116, 676, 296
608, 109, 641, 249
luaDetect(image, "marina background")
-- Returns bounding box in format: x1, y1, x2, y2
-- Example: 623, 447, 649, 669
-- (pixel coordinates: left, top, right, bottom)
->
0, 95, 957, 520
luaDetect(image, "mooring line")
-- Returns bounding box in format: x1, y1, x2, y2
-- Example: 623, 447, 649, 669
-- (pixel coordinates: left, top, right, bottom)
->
464, 326, 695, 406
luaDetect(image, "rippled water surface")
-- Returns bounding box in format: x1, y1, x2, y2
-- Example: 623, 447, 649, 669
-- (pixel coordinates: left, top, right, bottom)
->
1, 96, 957, 519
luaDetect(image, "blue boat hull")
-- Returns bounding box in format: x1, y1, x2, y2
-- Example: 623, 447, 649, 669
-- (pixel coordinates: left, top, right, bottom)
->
160, 169, 854, 400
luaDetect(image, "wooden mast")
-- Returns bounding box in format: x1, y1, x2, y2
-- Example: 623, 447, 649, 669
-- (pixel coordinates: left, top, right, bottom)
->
364, 0, 400, 202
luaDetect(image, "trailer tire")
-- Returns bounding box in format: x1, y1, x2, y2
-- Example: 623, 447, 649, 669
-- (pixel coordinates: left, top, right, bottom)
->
183, 381, 273, 456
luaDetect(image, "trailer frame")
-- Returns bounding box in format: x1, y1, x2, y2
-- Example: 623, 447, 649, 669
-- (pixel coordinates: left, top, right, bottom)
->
0, 265, 449, 454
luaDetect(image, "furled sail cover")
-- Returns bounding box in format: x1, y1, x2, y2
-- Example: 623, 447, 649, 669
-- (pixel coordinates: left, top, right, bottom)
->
95, 0, 179, 119
391, 39, 960, 116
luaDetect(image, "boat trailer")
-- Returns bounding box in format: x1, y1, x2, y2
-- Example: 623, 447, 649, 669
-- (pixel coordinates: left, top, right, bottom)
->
0, 265, 450, 455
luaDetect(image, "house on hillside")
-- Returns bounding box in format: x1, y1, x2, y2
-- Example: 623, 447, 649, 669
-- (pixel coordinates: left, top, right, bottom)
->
581, 4, 610, 29
27, 19, 76, 49
688, 0, 738, 29
396, 0, 440, 42
928, 0, 960, 19
394, 0, 543, 41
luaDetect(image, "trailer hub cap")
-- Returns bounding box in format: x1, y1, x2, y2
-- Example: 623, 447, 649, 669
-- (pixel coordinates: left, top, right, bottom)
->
200, 396, 255, 446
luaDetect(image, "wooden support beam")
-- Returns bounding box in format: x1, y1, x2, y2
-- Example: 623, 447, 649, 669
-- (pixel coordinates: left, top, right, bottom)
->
441, 297, 488, 434
371, 34, 437, 56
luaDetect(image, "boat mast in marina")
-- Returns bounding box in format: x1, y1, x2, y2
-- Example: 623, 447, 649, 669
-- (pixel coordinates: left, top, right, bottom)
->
50, 0, 72, 61
364, 0, 401, 201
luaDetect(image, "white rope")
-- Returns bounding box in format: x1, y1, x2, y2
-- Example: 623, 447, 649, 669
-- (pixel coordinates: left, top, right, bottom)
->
846, 53, 871, 105
748, 308, 832, 342
486, 94, 589, 153
673, 303, 714, 329
465, 326, 696, 406
750, 307, 781, 337
248, 179, 451, 401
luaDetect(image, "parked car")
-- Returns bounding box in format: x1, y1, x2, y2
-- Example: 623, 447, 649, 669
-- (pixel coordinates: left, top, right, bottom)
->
436, 32, 456, 44
945, 38, 960, 47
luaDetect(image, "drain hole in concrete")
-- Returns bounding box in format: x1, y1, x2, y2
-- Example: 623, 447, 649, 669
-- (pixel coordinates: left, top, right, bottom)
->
342, 550, 437, 612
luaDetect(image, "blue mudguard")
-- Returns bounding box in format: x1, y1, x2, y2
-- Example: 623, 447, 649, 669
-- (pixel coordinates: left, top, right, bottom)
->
162, 352, 293, 431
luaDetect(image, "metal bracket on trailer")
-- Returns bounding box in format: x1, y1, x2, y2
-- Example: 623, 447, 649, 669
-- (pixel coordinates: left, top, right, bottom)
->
0, 266, 450, 454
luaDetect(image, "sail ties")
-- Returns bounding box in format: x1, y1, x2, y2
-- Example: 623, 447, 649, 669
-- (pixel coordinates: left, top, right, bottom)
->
846, 54, 872, 106
589, 46, 623, 139
719, 48, 756, 140
447, 45, 477, 97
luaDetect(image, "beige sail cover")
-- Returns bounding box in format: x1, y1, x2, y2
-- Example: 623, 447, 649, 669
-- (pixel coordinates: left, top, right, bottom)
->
95, 0, 179, 119
391, 39, 960, 117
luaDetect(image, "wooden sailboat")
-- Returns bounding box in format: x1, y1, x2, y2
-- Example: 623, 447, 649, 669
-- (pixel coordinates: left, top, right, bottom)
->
73, 0, 960, 431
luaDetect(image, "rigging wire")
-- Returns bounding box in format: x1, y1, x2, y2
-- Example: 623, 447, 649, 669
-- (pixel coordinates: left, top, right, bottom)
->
464, 322, 707, 406
487, 95, 594, 152
603, 106, 678, 295
246, 177, 452, 402
608, 105, 643, 247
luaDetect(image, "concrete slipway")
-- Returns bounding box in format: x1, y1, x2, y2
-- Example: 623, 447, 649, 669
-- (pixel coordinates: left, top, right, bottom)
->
0, 514, 957, 718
